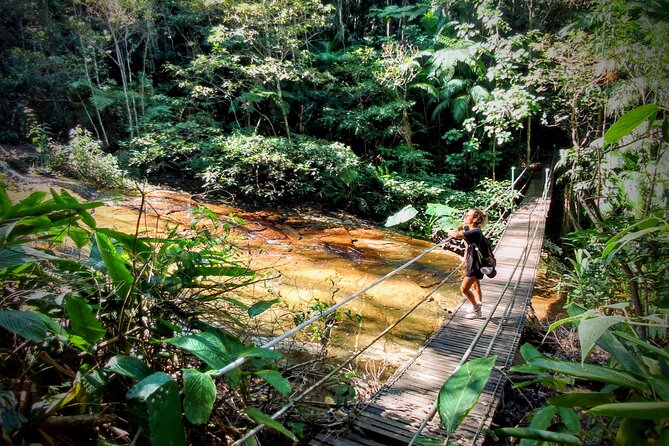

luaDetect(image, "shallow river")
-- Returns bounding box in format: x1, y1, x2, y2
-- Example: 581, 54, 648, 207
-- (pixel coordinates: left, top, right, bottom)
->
7, 175, 464, 375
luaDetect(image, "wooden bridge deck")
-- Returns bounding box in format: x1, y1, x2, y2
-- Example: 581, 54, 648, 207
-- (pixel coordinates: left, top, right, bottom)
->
312, 173, 550, 446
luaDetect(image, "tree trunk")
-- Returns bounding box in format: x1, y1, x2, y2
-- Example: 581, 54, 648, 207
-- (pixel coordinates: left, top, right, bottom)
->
526, 116, 531, 163
275, 78, 291, 140
619, 262, 646, 338
78, 32, 110, 146
111, 30, 135, 139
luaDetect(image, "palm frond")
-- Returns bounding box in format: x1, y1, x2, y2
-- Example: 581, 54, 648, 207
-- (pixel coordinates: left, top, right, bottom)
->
452, 95, 470, 123
470, 85, 491, 104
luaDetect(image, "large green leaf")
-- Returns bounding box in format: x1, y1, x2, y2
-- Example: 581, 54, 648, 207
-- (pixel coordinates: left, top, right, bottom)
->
558, 407, 581, 433
493, 427, 582, 445
65, 296, 106, 344
384, 205, 418, 227
588, 402, 669, 419
126, 372, 186, 446
242, 407, 296, 441
0, 246, 32, 269
604, 104, 658, 144
437, 356, 496, 434
578, 315, 626, 364
253, 370, 291, 396
0, 186, 11, 217
602, 217, 666, 259
248, 298, 280, 318
106, 355, 152, 381
526, 354, 649, 393
548, 392, 616, 408
595, 330, 646, 375
182, 369, 217, 425
614, 330, 669, 361
520, 405, 558, 446
94, 232, 134, 301
238, 346, 282, 361
0, 310, 52, 342
164, 332, 230, 369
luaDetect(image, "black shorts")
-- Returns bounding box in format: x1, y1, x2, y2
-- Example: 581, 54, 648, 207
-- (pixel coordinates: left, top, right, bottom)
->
466, 268, 483, 280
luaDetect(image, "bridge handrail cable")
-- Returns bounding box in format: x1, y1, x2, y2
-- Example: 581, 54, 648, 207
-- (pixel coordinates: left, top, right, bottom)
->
229, 213, 514, 443
231, 258, 467, 445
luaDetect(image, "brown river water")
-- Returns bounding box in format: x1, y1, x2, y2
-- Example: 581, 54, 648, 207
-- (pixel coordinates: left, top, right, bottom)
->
5, 172, 464, 375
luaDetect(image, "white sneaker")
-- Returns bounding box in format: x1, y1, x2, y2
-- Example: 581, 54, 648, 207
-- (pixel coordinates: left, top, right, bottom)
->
465, 304, 482, 319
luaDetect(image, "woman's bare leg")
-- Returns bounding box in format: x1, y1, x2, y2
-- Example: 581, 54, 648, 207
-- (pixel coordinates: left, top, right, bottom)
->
460, 276, 480, 307
471, 280, 482, 305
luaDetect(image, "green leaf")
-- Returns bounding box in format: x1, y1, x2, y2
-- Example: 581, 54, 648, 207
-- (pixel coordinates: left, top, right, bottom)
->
578, 315, 626, 364
558, 407, 581, 433
604, 104, 658, 144
492, 427, 582, 445
602, 217, 666, 259
519, 343, 543, 362
520, 405, 558, 446
67, 226, 90, 249
238, 346, 282, 361
425, 203, 457, 218
596, 331, 646, 375
242, 407, 296, 441
614, 331, 669, 361
648, 376, 669, 401
548, 392, 616, 408
0, 310, 52, 342
0, 246, 32, 269
526, 355, 649, 393
164, 332, 230, 369
106, 355, 152, 381
0, 186, 11, 217
253, 370, 291, 396
65, 296, 106, 343
248, 298, 280, 318
94, 232, 134, 301
126, 372, 186, 446
437, 356, 496, 434
384, 205, 418, 227
587, 402, 669, 419
182, 369, 217, 425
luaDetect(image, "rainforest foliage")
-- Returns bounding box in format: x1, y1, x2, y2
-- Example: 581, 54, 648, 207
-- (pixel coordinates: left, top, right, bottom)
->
1, 0, 668, 444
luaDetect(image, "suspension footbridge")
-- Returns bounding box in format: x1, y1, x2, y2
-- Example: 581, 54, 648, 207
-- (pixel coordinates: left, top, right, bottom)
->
220, 164, 552, 446
311, 168, 551, 445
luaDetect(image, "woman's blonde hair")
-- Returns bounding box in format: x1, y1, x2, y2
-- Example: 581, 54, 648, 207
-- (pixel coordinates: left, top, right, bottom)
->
466, 208, 487, 227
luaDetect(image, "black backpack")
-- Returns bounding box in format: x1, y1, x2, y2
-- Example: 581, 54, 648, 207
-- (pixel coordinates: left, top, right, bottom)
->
474, 235, 497, 278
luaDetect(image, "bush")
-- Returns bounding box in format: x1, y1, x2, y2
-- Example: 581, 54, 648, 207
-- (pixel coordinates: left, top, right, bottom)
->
371, 172, 454, 215
48, 126, 130, 189
121, 120, 220, 176
196, 132, 366, 204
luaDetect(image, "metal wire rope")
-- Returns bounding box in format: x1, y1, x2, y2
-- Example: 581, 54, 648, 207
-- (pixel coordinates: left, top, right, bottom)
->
407, 169, 551, 445
229, 190, 517, 443
213, 239, 451, 377
231, 259, 467, 445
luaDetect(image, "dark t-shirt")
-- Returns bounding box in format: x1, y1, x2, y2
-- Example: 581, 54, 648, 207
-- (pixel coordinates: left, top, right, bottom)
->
463, 226, 491, 271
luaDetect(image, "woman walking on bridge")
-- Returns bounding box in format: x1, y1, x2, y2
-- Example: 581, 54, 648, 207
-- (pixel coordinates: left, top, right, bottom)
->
448, 208, 490, 319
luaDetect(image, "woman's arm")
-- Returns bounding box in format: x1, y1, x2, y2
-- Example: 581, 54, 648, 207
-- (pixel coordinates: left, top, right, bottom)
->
448, 225, 465, 239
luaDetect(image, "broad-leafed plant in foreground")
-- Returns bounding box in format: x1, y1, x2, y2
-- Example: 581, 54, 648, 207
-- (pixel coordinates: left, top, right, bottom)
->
0, 187, 293, 445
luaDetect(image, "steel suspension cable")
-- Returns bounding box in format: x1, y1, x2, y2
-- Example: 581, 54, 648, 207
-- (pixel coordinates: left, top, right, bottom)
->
231, 259, 466, 445
214, 239, 450, 377
407, 171, 551, 445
